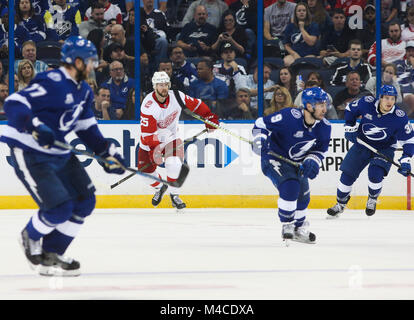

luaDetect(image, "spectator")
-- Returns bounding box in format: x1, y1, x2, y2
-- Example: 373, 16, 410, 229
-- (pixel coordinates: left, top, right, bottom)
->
169, 45, 198, 89
93, 87, 112, 120
276, 66, 298, 101
189, 58, 229, 111
79, 2, 108, 39
330, 39, 372, 86
308, 0, 332, 33
283, 2, 320, 67
16, 59, 35, 91
213, 42, 247, 98
395, 41, 414, 107
124, 7, 135, 39
368, 22, 406, 67
365, 63, 402, 104
229, 0, 257, 58
121, 87, 136, 120
142, 0, 169, 68
319, 8, 356, 66
402, 6, 414, 42
182, 0, 229, 28
48, 0, 81, 43
15, 0, 55, 43
0, 82, 7, 120
139, 7, 156, 55
218, 88, 255, 119
158, 58, 186, 92
14, 40, 49, 74
234, 63, 276, 110
87, 28, 109, 76
105, 24, 135, 61
0, 7, 30, 58
264, 85, 294, 116
0, 60, 6, 83
105, 42, 135, 77
334, 0, 367, 16
211, 10, 247, 58
101, 60, 135, 119
333, 71, 371, 119
84, 0, 122, 24
381, 0, 399, 27
355, 4, 385, 58
140, 51, 152, 96
264, 0, 296, 42
177, 5, 218, 57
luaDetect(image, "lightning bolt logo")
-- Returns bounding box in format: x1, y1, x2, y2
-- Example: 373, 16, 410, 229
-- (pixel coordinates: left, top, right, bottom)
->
362, 124, 387, 141
289, 139, 316, 160
270, 160, 282, 176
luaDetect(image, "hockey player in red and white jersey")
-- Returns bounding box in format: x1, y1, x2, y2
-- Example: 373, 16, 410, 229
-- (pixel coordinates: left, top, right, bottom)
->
139, 71, 219, 210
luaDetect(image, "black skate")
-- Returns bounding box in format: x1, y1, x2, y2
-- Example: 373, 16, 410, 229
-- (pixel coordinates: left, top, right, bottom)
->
327, 196, 350, 219
170, 194, 186, 211
281, 222, 295, 246
19, 229, 43, 270
152, 184, 168, 207
293, 222, 316, 244
365, 197, 377, 216
38, 251, 81, 277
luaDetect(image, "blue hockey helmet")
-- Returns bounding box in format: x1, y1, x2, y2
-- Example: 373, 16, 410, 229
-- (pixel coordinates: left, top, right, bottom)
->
379, 84, 398, 97
61, 36, 99, 67
302, 87, 328, 109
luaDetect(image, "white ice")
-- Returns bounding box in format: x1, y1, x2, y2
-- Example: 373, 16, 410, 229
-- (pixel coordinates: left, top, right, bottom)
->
1, 208, 414, 300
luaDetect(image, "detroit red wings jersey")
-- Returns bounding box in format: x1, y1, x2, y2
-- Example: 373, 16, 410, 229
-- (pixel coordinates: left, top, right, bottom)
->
140, 90, 203, 151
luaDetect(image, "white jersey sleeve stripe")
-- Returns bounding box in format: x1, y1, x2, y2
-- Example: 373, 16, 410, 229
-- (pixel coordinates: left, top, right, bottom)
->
73, 117, 98, 132
5, 92, 32, 109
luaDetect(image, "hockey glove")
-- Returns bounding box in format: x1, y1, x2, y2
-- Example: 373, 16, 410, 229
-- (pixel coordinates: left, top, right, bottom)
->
398, 156, 411, 177
301, 155, 320, 180
149, 144, 163, 166
98, 142, 126, 175
204, 112, 219, 130
344, 125, 358, 143
252, 135, 266, 156
30, 118, 55, 149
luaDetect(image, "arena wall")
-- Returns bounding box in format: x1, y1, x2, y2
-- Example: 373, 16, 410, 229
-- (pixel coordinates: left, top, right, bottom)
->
0, 122, 409, 210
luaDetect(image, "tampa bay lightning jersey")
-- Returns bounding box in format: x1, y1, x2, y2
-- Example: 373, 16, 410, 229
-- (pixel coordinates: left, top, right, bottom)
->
345, 95, 414, 155
0, 67, 104, 155
253, 107, 332, 163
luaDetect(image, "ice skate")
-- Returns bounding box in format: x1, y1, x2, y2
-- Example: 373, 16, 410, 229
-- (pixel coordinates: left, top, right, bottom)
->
170, 194, 186, 211
293, 222, 316, 244
281, 222, 295, 246
19, 229, 43, 270
152, 184, 168, 207
326, 202, 346, 219
38, 251, 81, 277
365, 197, 377, 216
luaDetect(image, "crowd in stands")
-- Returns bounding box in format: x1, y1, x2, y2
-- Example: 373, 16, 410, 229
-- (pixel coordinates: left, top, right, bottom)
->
0, 1, 414, 121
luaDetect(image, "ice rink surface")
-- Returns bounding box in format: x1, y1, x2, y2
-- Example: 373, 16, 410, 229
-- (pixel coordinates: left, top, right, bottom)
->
1, 208, 414, 300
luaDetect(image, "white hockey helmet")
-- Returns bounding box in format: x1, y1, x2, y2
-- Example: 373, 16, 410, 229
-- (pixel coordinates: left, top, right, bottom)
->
152, 71, 171, 90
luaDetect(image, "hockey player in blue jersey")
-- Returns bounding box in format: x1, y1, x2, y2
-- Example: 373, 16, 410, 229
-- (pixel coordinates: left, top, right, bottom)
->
252, 87, 331, 244
0, 35, 126, 276
327, 85, 414, 218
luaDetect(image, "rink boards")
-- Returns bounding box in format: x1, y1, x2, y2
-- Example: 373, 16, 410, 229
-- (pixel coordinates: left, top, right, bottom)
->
0, 122, 409, 210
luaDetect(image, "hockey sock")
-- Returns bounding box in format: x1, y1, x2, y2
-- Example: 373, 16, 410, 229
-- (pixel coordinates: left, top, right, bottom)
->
25, 200, 74, 241
278, 179, 300, 223
337, 173, 355, 203
368, 165, 385, 198
42, 196, 95, 255
165, 156, 182, 194
294, 199, 310, 228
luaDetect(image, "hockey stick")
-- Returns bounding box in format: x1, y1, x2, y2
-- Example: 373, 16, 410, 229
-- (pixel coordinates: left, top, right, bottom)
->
109, 128, 208, 189
356, 137, 414, 178
53, 140, 190, 188
267, 150, 302, 168
173, 90, 253, 144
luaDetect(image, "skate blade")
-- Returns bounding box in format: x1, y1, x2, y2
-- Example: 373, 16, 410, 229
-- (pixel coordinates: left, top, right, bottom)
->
292, 238, 316, 244
326, 214, 341, 220
38, 265, 81, 277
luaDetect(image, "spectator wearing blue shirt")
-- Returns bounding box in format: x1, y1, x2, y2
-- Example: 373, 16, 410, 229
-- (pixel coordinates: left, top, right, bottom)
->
101, 60, 135, 119
0, 8, 31, 58
283, 2, 320, 67
177, 5, 218, 58
14, 40, 49, 74
189, 58, 228, 112
169, 45, 198, 89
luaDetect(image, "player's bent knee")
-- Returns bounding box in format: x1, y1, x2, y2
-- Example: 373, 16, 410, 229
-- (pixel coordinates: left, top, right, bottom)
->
73, 195, 96, 219
41, 200, 75, 225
